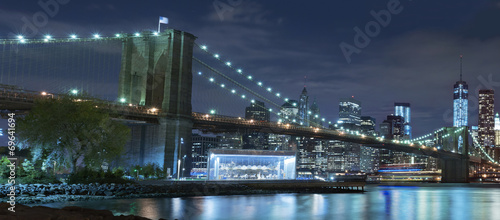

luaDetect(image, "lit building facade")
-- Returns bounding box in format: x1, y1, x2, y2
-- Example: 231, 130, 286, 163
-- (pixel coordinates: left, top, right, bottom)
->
453, 56, 468, 127
379, 115, 405, 140
208, 149, 296, 180
244, 100, 270, 150
394, 102, 411, 139
191, 133, 220, 176
496, 113, 500, 130
359, 115, 379, 173
298, 87, 309, 126
496, 113, 500, 147
309, 98, 322, 127
478, 89, 495, 148
245, 100, 270, 122
360, 116, 376, 135
339, 97, 362, 128
360, 146, 380, 174
280, 100, 299, 124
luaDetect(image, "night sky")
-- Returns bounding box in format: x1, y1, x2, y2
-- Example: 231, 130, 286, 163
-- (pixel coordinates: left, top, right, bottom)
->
1, 0, 500, 139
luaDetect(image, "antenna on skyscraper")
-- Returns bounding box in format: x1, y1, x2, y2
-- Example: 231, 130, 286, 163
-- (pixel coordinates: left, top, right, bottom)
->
304, 76, 307, 88
460, 55, 463, 81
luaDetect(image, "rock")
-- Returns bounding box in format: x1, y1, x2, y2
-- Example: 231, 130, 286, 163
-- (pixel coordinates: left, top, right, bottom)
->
104, 191, 113, 196
115, 191, 128, 197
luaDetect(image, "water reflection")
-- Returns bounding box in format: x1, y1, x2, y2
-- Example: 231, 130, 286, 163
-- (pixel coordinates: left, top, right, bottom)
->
40, 185, 500, 220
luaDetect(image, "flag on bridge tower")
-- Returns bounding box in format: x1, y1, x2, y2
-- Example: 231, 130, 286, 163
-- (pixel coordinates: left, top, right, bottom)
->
159, 16, 169, 24
158, 16, 169, 33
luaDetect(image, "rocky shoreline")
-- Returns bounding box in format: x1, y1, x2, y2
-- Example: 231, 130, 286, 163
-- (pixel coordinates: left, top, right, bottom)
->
1, 181, 364, 205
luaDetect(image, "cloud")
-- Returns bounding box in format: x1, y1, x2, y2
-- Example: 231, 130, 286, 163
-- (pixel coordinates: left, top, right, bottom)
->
194, 26, 500, 136
86, 3, 116, 11
207, 1, 283, 25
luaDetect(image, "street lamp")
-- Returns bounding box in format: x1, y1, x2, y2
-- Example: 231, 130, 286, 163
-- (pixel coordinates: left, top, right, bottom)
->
177, 159, 181, 180
71, 89, 78, 95
182, 155, 187, 177
41, 91, 54, 98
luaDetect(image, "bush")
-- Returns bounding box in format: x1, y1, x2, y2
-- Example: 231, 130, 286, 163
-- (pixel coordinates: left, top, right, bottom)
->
142, 163, 156, 178
67, 167, 133, 184
112, 167, 125, 177
19, 172, 60, 184
0, 156, 13, 184
128, 163, 166, 180
0, 158, 59, 184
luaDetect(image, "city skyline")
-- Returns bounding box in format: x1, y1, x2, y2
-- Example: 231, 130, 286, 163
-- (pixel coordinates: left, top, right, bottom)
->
2, 2, 500, 219
0, 1, 499, 138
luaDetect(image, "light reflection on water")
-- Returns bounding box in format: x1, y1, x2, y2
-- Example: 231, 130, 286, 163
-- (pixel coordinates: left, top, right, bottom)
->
40, 184, 500, 220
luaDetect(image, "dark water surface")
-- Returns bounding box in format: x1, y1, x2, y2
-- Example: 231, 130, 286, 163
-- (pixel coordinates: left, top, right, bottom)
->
40, 183, 500, 220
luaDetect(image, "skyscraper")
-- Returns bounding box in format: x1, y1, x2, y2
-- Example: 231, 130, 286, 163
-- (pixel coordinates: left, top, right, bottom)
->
360, 116, 376, 135
245, 100, 270, 122
495, 113, 500, 147
244, 100, 270, 150
309, 98, 322, 127
280, 100, 299, 124
394, 103, 411, 139
478, 89, 495, 148
298, 87, 309, 126
339, 97, 361, 129
453, 55, 468, 127
191, 133, 219, 176
379, 115, 405, 140
495, 112, 500, 130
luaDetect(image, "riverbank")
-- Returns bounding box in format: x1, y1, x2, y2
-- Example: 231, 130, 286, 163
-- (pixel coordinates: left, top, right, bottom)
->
0, 202, 151, 219
372, 181, 500, 188
1, 180, 365, 205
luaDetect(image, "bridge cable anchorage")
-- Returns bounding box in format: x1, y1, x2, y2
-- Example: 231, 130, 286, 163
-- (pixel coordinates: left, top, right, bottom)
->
193, 57, 330, 128
194, 43, 334, 128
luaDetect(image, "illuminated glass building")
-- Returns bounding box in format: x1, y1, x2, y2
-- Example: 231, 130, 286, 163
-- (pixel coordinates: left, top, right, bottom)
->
495, 113, 500, 147
339, 97, 361, 128
208, 149, 296, 180
453, 56, 468, 127
496, 113, 500, 130
394, 103, 411, 139
478, 89, 495, 148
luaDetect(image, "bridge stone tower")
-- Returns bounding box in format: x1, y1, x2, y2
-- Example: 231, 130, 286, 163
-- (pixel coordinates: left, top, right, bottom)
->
118, 29, 196, 177
438, 127, 470, 183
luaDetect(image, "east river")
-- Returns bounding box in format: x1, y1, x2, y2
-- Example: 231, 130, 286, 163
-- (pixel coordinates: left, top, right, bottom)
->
40, 183, 500, 220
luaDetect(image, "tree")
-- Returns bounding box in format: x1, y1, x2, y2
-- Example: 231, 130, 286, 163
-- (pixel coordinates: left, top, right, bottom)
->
18, 96, 130, 172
